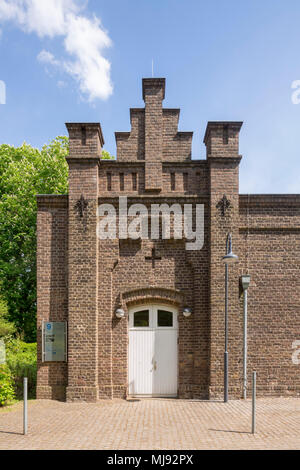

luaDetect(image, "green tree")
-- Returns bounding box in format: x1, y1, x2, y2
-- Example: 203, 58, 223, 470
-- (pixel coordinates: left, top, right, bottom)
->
0, 137, 69, 341
0, 137, 114, 341
101, 150, 114, 160
0, 296, 15, 338
0, 364, 15, 406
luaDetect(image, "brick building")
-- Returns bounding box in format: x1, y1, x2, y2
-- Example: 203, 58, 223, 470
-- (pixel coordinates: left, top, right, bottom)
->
36, 78, 300, 402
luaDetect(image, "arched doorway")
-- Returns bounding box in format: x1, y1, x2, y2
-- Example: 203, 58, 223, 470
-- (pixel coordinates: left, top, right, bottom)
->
128, 304, 178, 397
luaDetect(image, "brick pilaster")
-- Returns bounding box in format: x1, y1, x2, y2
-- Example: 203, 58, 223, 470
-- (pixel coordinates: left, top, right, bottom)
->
143, 78, 164, 191
65, 123, 103, 402
205, 122, 243, 399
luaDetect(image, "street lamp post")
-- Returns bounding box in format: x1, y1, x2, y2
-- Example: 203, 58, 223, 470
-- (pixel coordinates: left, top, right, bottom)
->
222, 233, 238, 403
240, 275, 251, 399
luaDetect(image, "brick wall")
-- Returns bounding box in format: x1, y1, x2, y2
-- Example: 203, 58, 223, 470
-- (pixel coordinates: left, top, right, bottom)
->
238, 195, 300, 397
36, 78, 300, 401
36, 195, 68, 401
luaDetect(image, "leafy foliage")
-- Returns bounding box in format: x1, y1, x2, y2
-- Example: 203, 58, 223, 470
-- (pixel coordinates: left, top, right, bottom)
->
0, 137, 114, 342
101, 150, 115, 160
0, 137, 69, 341
0, 364, 15, 406
0, 316, 15, 339
0, 139, 113, 404
0, 297, 15, 338
5, 339, 37, 399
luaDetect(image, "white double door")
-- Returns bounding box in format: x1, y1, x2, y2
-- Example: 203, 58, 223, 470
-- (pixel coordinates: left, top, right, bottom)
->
129, 304, 178, 397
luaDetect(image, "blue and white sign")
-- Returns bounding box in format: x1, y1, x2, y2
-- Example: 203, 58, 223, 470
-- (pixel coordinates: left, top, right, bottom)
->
42, 321, 67, 362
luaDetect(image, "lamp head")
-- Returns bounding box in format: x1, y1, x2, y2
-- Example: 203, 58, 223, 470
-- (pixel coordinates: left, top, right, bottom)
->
240, 275, 251, 290
222, 252, 239, 264
115, 308, 125, 319
222, 232, 238, 264
183, 307, 192, 318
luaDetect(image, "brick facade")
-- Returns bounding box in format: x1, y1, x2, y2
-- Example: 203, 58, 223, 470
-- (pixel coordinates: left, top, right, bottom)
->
36, 78, 300, 402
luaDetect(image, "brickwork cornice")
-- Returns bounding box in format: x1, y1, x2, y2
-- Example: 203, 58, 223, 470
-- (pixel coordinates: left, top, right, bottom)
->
98, 195, 209, 203
203, 121, 243, 145
240, 226, 300, 232
142, 78, 166, 100
66, 122, 104, 147
36, 194, 68, 208
239, 194, 300, 207
114, 132, 130, 140
208, 156, 242, 165
99, 160, 207, 167
163, 160, 207, 167
66, 157, 101, 164
100, 160, 144, 166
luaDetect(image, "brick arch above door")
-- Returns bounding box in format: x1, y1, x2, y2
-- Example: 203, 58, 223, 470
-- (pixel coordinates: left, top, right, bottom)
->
121, 286, 184, 311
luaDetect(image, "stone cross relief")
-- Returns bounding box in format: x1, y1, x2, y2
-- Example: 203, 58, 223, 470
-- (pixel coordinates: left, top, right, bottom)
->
145, 247, 162, 268
75, 194, 89, 231
216, 194, 231, 216
75, 194, 88, 218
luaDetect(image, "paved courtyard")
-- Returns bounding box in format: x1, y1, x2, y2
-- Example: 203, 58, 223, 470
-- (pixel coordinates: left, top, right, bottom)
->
0, 397, 299, 450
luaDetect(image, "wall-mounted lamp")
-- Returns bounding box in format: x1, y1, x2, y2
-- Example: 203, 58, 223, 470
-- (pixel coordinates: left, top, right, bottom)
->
241, 275, 251, 291
183, 307, 192, 318
115, 308, 125, 319
240, 274, 250, 400
222, 233, 238, 403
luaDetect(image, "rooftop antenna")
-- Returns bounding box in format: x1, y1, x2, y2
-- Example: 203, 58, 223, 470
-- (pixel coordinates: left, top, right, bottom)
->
152, 59, 154, 78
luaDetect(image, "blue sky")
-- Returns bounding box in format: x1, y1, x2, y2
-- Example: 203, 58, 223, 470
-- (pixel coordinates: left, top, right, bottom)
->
0, 0, 300, 193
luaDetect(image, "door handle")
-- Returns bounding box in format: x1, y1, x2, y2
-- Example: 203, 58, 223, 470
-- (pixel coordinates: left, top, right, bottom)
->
153, 360, 157, 371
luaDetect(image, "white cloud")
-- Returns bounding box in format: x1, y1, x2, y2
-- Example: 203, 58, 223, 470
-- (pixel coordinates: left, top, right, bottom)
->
64, 14, 112, 101
0, 0, 79, 37
0, 0, 113, 101
0, 1, 25, 24
57, 80, 66, 89
37, 49, 61, 67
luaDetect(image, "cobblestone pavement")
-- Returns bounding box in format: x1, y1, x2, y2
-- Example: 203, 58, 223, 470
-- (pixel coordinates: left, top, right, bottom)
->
0, 398, 299, 450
